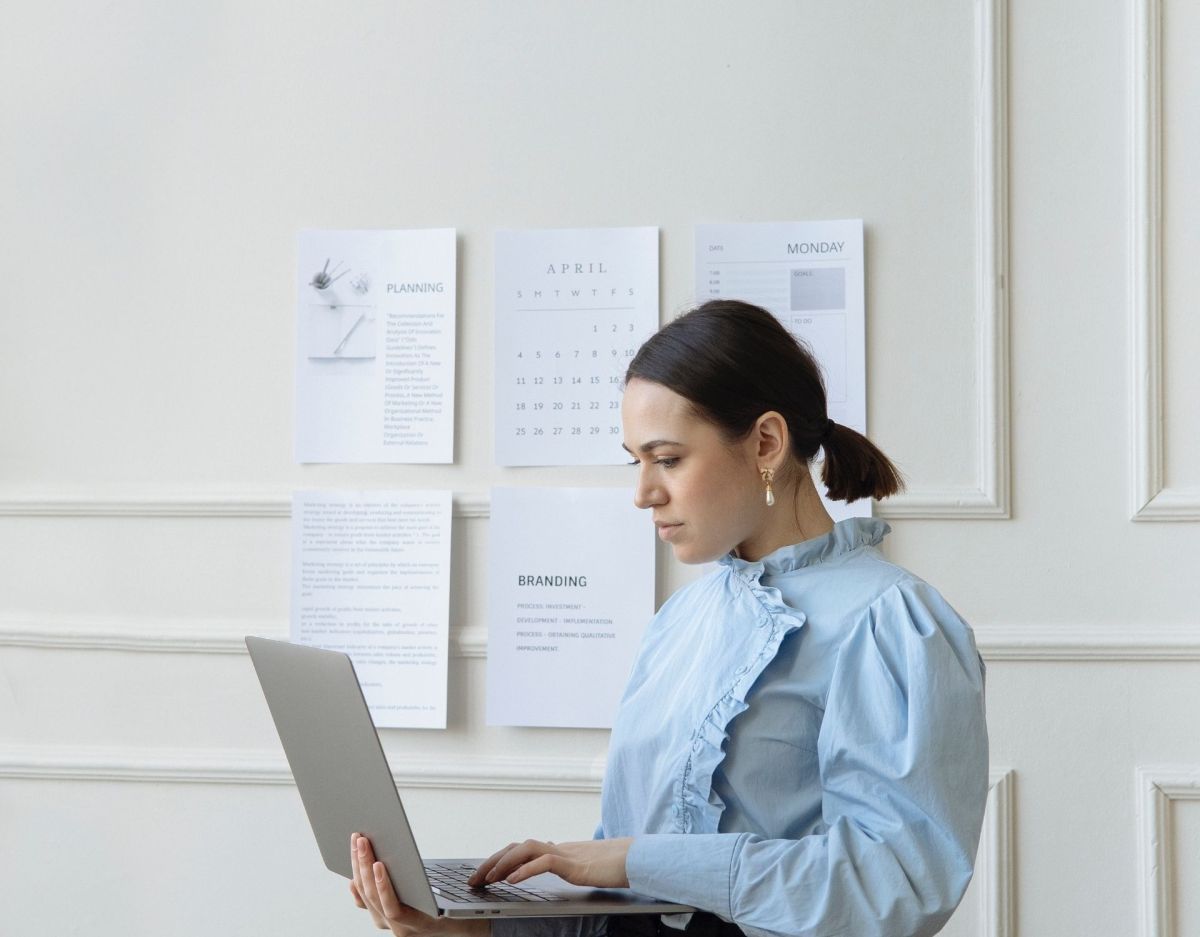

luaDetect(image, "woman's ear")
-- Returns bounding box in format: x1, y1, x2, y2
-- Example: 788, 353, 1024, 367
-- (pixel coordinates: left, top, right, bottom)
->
753, 411, 789, 467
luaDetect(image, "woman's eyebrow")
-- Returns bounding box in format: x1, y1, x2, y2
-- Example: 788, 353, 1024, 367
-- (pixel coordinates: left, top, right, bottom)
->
621, 439, 684, 455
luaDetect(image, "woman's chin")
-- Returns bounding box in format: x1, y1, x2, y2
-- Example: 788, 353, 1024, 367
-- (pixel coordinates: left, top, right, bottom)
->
670, 542, 722, 566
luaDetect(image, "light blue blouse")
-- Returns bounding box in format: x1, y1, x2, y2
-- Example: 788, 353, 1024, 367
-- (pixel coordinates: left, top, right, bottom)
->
497, 518, 988, 937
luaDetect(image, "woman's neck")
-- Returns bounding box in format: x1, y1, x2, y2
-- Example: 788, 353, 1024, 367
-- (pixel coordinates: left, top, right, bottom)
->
735, 471, 835, 562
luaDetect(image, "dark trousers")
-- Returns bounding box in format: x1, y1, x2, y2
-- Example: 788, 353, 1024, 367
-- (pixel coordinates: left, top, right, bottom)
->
606, 912, 744, 937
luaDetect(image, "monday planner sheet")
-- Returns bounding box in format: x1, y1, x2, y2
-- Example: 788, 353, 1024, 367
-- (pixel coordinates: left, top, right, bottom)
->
695, 220, 869, 519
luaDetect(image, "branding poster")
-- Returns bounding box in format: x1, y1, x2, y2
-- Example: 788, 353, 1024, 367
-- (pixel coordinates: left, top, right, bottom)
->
494, 226, 659, 466
486, 487, 655, 728
295, 228, 456, 463
695, 220, 869, 520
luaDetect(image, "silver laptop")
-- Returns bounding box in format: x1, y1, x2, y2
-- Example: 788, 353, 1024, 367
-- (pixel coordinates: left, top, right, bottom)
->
246, 636, 694, 919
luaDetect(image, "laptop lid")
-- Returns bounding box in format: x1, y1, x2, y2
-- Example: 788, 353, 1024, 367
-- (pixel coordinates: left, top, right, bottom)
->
246, 636, 440, 916
246, 636, 695, 918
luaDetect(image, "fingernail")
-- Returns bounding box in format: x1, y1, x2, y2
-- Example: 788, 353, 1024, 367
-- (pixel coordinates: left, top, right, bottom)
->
374, 863, 384, 881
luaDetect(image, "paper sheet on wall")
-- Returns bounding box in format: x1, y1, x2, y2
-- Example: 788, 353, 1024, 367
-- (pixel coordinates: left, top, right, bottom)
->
294, 228, 456, 463
695, 220, 869, 520
291, 490, 452, 729
494, 226, 659, 466
486, 487, 655, 728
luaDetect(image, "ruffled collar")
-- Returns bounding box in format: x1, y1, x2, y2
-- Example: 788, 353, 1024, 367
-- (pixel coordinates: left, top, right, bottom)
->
719, 517, 890, 578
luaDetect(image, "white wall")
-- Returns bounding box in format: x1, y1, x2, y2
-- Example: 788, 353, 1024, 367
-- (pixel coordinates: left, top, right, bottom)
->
1, 1, 1198, 935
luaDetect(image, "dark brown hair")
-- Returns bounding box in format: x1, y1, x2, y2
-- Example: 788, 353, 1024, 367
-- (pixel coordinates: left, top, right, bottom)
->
624, 299, 903, 504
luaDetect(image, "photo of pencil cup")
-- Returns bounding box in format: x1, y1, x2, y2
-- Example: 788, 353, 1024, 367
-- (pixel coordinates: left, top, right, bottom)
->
310, 258, 349, 292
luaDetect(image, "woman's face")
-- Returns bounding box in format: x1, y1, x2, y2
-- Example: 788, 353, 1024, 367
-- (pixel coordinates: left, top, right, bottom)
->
621, 378, 764, 564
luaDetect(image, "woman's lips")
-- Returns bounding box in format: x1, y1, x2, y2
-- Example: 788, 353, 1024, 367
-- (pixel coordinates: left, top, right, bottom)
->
656, 523, 682, 541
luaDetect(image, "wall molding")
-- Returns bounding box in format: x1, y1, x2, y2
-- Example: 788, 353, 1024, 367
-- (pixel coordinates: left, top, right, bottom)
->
1136, 765, 1200, 937
0, 490, 491, 519
0, 615, 488, 659
0, 749, 1013, 816
4, 615, 1200, 661
969, 622, 1200, 661
977, 769, 1015, 937
880, 0, 1010, 520
0, 8, 1010, 526
0, 744, 605, 793
1130, 0, 1200, 520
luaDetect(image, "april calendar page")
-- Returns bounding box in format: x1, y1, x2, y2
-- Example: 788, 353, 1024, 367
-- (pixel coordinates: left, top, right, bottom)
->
494, 227, 659, 465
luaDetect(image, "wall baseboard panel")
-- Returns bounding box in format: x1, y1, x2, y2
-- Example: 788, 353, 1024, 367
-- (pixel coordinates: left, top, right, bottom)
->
1136, 765, 1200, 937
0, 746, 1013, 936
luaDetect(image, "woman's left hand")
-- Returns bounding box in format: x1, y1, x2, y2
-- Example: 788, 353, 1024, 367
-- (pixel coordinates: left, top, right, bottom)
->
467, 837, 634, 889
350, 833, 490, 937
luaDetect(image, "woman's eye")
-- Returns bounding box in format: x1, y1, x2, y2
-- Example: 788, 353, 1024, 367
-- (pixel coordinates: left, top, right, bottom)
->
626, 459, 640, 466
654, 458, 679, 468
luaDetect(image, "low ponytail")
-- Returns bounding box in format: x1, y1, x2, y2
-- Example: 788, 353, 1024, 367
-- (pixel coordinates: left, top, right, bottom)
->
820, 421, 905, 504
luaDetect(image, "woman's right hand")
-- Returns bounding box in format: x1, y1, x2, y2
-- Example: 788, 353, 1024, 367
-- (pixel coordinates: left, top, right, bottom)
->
350, 833, 490, 937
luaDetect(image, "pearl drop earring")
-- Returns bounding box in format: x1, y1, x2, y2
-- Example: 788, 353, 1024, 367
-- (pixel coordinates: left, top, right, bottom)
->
761, 468, 775, 507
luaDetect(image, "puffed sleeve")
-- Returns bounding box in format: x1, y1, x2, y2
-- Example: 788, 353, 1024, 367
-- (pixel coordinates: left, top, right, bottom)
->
624, 578, 989, 937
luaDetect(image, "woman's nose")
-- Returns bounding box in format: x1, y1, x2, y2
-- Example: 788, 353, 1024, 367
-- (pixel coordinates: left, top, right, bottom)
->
634, 472, 664, 510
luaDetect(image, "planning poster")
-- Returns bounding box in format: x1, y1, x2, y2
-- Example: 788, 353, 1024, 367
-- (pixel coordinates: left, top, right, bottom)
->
290, 490, 452, 729
486, 487, 655, 728
695, 220, 869, 520
294, 228, 456, 464
494, 226, 659, 466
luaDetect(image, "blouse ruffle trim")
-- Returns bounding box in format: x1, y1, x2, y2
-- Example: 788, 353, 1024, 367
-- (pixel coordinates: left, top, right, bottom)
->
719, 517, 891, 576
672, 567, 806, 835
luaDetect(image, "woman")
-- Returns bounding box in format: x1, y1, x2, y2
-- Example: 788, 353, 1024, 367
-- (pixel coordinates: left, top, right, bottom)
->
350, 299, 989, 937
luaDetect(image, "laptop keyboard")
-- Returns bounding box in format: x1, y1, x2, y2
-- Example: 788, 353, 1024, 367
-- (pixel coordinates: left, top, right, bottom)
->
424, 863, 569, 903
